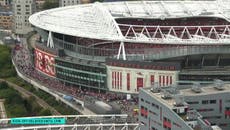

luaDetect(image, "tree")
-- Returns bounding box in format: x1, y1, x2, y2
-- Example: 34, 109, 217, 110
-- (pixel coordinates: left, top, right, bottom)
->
0, 45, 16, 78
42, 0, 59, 10
10, 105, 27, 117
39, 109, 52, 116
0, 81, 9, 89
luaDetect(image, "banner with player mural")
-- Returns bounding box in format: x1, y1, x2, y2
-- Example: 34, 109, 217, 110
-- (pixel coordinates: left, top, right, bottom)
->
34, 48, 55, 77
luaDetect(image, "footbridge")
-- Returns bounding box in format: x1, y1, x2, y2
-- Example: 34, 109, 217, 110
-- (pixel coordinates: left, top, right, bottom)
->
0, 115, 140, 130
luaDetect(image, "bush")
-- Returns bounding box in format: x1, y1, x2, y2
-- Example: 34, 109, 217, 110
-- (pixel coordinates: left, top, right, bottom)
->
0, 45, 16, 78
42, 0, 59, 10
0, 81, 8, 89
39, 109, 52, 116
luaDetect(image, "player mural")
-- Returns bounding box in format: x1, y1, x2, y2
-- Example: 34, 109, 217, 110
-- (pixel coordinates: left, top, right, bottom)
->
34, 48, 56, 77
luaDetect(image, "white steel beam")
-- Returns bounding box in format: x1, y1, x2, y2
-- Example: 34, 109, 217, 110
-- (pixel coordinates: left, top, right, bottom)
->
47, 31, 54, 48
124, 2, 132, 16
141, 1, 153, 16
180, 1, 194, 16
117, 41, 126, 60
160, 1, 170, 16
93, 3, 123, 39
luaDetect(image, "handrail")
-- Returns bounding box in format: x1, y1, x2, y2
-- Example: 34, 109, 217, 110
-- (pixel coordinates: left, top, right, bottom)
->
52, 37, 230, 60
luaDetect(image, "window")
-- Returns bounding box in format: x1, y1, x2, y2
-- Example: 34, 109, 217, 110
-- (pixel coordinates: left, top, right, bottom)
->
163, 117, 171, 130
203, 116, 221, 119
152, 103, 159, 109
210, 100, 216, 104
202, 100, 209, 104
149, 110, 158, 116
140, 106, 148, 119
197, 108, 214, 112
187, 101, 199, 104
145, 100, 150, 105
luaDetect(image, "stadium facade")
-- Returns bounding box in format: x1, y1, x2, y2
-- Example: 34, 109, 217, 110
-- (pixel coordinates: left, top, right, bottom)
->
29, 0, 230, 94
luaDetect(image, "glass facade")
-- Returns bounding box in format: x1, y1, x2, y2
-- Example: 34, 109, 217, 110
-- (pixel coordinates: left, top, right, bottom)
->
55, 58, 107, 90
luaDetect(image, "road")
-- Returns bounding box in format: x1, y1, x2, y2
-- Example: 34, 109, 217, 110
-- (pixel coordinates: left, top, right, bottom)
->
0, 79, 61, 115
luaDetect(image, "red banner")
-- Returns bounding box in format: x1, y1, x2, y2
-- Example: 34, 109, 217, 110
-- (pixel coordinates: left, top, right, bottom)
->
34, 48, 55, 77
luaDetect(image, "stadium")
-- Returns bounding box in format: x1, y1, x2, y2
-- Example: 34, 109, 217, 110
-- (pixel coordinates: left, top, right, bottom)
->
29, 0, 230, 94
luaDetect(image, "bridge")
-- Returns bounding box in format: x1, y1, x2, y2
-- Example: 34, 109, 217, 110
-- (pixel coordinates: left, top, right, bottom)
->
0, 115, 140, 130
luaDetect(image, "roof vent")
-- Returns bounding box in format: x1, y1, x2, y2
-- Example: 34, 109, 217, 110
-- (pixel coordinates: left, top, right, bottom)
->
168, 85, 178, 94
174, 94, 184, 106
161, 90, 172, 99
191, 82, 202, 93
214, 79, 224, 90
150, 82, 161, 93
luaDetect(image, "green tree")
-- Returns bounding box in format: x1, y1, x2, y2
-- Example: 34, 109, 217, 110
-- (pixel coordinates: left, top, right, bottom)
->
9, 104, 27, 117
0, 45, 16, 78
0, 81, 8, 89
39, 109, 52, 116
42, 0, 59, 10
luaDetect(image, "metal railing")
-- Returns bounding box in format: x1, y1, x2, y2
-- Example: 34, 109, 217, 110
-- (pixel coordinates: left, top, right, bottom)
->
127, 46, 230, 60
52, 37, 230, 61
0, 115, 140, 130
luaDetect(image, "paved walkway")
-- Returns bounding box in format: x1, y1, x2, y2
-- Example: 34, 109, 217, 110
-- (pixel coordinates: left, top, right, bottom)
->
0, 99, 7, 119
25, 34, 95, 115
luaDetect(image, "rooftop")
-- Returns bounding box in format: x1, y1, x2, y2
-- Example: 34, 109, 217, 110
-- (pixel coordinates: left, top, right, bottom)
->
181, 83, 230, 96
144, 81, 230, 108
144, 86, 187, 109
29, 0, 230, 44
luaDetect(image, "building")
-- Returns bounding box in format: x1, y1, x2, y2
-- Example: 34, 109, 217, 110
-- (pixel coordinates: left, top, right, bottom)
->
0, 0, 9, 6
35, 0, 45, 10
12, 0, 36, 35
29, 1, 230, 94
139, 80, 230, 130
59, 0, 81, 7
0, 12, 12, 29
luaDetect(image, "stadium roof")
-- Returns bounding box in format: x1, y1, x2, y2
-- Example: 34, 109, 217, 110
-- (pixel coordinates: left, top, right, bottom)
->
29, 0, 230, 44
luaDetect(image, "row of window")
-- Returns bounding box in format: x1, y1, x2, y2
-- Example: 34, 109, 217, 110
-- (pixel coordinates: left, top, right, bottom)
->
141, 98, 160, 110
56, 39, 117, 57
57, 67, 104, 80
140, 106, 148, 119
187, 100, 217, 105
56, 71, 106, 88
163, 117, 172, 130
203, 116, 221, 119
56, 60, 105, 74
197, 108, 214, 112
202, 100, 216, 104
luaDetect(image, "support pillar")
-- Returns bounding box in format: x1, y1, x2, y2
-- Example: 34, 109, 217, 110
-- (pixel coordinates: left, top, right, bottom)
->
217, 55, 221, 66
47, 31, 54, 48
201, 55, 205, 67
117, 41, 126, 60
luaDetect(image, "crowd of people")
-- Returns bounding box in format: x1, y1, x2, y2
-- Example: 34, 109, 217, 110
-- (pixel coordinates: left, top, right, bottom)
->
12, 41, 139, 120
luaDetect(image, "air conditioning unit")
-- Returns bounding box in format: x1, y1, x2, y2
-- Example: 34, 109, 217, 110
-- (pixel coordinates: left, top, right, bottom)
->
214, 79, 224, 90
191, 82, 202, 93
161, 90, 172, 99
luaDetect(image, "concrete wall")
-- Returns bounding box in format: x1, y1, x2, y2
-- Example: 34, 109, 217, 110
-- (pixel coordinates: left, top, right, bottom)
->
139, 89, 192, 130
185, 92, 230, 130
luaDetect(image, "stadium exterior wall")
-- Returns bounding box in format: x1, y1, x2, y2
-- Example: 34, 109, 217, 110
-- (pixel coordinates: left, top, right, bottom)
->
107, 65, 179, 94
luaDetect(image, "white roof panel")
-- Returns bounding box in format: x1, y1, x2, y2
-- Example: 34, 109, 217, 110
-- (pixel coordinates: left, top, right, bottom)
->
29, 0, 230, 43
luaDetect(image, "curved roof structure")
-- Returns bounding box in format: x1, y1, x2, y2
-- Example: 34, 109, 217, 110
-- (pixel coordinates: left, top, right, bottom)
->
29, 0, 230, 44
